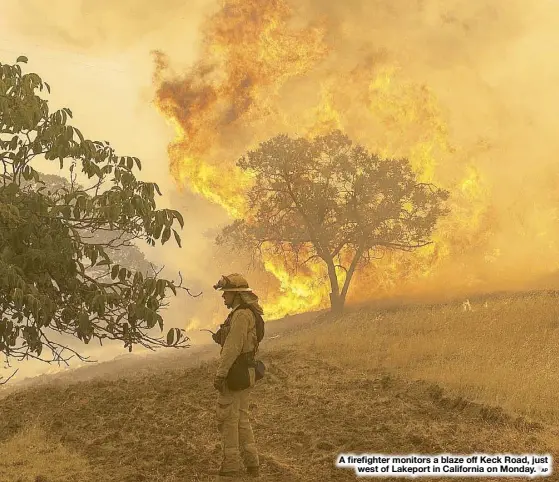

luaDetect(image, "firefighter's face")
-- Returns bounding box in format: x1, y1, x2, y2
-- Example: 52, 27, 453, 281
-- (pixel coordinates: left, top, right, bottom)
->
222, 291, 236, 308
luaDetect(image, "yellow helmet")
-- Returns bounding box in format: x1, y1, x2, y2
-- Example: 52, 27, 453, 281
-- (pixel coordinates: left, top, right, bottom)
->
213, 273, 253, 292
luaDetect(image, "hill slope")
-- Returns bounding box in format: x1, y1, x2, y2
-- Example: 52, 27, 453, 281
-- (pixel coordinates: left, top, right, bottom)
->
1, 291, 559, 481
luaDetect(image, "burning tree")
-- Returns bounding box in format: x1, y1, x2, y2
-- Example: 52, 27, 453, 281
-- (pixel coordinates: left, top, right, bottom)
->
218, 130, 450, 314
0, 57, 193, 384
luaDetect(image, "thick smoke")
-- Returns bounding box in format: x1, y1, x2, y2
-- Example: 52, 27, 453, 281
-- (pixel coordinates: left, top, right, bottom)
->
312, 0, 559, 291
4, 0, 559, 322
151, 0, 559, 301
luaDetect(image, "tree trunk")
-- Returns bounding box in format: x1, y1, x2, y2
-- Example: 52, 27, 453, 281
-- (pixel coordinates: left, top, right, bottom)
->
329, 291, 346, 315
325, 259, 345, 314
327, 246, 364, 315
340, 246, 364, 301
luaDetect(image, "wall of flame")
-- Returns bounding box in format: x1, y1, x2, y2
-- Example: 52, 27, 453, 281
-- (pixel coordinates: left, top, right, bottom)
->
152, 0, 559, 319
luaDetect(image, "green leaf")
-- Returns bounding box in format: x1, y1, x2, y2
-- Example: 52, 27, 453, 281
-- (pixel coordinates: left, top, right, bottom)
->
155, 279, 165, 296
154, 222, 164, 240
74, 128, 85, 143
90, 248, 98, 265
111, 265, 120, 280
133, 271, 143, 284
166, 328, 174, 346
146, 310, 156, 329
144, 278, 154, 295
172, 229, 182, 248
79, 312, 90, 333
16, 56, 28, 64
172, 210, 184, 229
161, 226, 171, 245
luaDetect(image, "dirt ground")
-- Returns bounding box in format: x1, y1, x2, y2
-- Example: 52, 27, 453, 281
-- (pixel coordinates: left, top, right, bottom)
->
1, 291, 559, 481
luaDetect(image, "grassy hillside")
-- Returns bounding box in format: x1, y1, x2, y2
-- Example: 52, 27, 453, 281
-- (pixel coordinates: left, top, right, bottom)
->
1, 291, 559, 481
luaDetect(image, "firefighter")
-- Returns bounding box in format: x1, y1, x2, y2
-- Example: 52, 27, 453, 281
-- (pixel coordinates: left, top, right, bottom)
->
211, 273, 263, 479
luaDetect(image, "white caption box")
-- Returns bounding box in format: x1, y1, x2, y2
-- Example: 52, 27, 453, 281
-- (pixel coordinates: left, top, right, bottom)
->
336, 453, 553, 477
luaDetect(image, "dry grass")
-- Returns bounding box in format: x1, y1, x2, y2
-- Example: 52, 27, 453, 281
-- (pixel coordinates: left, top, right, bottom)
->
282, 291, 559, 424
1, 290, 559, 481
0, 424, 91, 482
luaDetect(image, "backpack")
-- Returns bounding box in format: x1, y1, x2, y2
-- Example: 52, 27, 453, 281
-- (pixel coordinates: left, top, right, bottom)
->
241, 303, 265, 345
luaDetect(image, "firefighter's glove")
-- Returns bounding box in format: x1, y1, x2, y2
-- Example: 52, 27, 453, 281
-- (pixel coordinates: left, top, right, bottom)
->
213, 375, 226, 392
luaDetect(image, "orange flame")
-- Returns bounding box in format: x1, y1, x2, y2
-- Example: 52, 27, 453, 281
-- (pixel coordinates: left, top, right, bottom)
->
153, 0, 502, 317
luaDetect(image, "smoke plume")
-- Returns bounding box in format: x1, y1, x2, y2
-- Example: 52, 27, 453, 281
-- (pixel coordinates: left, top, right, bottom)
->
4, 0, 559, 320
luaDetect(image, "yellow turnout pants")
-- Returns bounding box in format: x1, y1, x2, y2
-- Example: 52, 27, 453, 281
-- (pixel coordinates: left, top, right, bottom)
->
216, 384, 259, 473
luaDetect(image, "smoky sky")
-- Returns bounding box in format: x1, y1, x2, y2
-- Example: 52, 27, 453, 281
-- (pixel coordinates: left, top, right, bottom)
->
2, 0, 559, 384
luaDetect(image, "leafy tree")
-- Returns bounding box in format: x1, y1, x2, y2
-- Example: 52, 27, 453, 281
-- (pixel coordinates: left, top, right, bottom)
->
25, 173, 158, 277
0, 56, 195, 384
217, 130, 450, 314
